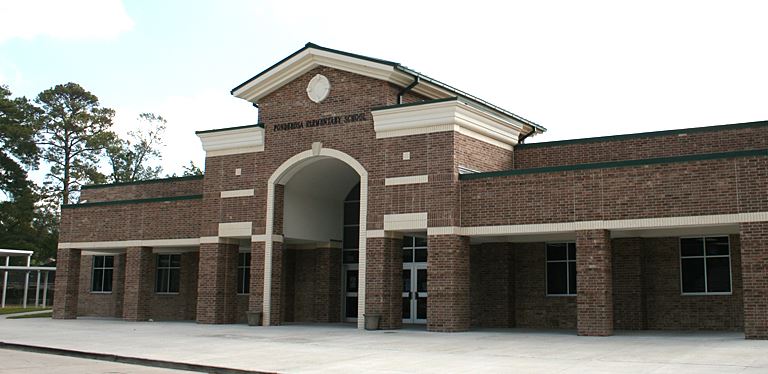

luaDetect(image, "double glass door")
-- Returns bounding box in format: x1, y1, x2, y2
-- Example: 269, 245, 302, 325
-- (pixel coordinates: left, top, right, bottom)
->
402, 236, 427, 324
402, 263, 427, 324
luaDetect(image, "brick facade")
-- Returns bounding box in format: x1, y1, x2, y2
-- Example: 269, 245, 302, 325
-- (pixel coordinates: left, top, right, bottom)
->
428, 235, 470, 332
122, 247, 152, 321
740, 222, 768, 339
54, 45, 768, 339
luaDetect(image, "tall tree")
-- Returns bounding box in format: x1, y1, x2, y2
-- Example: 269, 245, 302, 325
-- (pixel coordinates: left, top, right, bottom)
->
35, 83, 114, 205
0, 85, 56, 263
106, 112, 166, 183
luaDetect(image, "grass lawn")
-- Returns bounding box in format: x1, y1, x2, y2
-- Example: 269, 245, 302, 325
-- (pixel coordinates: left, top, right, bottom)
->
7, 311, 53, 319
0, 306, 51, 315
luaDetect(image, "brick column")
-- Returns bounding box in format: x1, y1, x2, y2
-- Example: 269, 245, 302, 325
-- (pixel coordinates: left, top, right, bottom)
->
196, 242, 238, 324
267, 241, 283, 325
249, 241, 265, 320
365, 236, 402, 329
317, 246, 342, 323
576, 229, 613, 336
53, 248, 81, 319
123, 247, 153, 321
427, 234, 470, 332
740, 222, 768, 340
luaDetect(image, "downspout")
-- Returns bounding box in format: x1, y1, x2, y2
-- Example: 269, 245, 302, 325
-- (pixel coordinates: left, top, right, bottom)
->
397, 76, 420, 104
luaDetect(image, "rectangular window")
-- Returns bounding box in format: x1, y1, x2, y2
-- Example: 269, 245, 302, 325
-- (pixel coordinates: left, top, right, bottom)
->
680, 236, 731, 294
546, 242, 576, 296
91, 255, 114, 293
156, 254, 181, 293
237, 252, 251, 294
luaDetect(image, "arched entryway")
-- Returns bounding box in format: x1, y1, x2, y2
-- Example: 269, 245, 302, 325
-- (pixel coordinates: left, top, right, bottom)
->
262, 145, 368, 328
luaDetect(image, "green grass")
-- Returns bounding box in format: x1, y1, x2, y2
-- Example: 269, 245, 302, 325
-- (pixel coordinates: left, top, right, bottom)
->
0, 306, 51, 315
7, 311, 53, 319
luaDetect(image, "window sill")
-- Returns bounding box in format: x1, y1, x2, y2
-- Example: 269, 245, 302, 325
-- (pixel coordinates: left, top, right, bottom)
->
90, 291, 112, 294
681, 292, 733, 296
546, 294, 576, 297
155, 292, 180, 295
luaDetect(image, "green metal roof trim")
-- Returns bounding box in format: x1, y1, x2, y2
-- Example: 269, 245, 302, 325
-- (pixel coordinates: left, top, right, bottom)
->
231, 43, 545, 132
518, 120, 768, 149
80, 175, 204, 190
460, 149, 768, 180
61, 194, 203, 209
195, 123, 264, 135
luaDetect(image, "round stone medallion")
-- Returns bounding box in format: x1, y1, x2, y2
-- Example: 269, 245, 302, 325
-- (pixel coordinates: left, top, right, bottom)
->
306, 74, 331, 103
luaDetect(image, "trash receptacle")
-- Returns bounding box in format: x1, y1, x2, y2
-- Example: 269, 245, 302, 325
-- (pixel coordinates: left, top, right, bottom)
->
364, 314, 380, 330
246, 311, 262, 326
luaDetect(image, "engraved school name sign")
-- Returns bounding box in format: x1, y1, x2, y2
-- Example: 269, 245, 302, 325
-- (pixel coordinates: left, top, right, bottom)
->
273, 113, 367, 132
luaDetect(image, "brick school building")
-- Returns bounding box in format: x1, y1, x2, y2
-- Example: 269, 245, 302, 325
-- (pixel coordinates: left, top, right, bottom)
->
54, 43, 768, 339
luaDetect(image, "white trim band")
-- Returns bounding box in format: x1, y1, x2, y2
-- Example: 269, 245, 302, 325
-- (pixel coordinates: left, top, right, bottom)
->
59, 238, 200, 250
385, 175, 429, 186
220, 189, 255, 198
383, 212, 428, 231
251, 234, 284, 243
429, 212, 768, 237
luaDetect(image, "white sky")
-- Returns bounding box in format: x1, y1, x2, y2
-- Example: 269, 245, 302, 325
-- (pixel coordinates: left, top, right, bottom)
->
1, 0, 767, 179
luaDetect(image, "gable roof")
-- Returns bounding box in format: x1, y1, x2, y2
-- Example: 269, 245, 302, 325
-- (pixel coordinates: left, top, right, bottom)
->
231, 43, 545, 133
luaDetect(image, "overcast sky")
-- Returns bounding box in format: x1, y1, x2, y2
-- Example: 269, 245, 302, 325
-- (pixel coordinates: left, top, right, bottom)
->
1, 0, 767, 177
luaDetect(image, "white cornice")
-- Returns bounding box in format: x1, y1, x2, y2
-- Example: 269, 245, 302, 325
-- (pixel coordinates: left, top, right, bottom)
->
233, 48, 420, 102
372, 100, 524, 148
197, 127, 264, 157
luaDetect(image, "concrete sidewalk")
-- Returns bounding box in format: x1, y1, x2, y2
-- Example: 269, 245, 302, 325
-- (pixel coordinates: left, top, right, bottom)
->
1, 318, 767, 373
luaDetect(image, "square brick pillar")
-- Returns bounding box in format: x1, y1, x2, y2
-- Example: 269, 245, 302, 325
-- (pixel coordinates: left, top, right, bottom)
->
249, 241, 265, 320
196, 242, 238, 324
427, 234, 470, 332
53, 248, 81, 319
267, 241, 283, 326
740, 222, 768, 340
123, 246, 153, 321
365, 236, 403, 329
316, 247, 342, 323
576, 229, 613, 336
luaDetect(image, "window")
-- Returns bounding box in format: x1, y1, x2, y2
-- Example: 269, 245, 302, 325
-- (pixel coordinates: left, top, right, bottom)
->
91, 255, 114, 292
680, 236, 731, 294
546, 242, 576, 296
342, 184, 360, 264
156, 254, 181, 293
237, 252, 251, 294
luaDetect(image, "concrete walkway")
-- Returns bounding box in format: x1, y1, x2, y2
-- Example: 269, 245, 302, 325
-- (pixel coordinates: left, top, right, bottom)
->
1, 318, 767, 373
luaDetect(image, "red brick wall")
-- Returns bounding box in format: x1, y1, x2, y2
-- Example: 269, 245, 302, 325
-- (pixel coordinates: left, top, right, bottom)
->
78, 254, 125, 318
576, 230, 613, 336
282, 248, 341, 323
516, 123, 768, 169
79, 177, 203, 203
643, 236, 743, 331
196, 243, 237, 323
612, 238, 645, 330
455, 133, 513, 172
151, 252, 198, 321
470, 243, 514, 328
427, 235, 470, 332
59, 199, 201, 242
52, 248, 81, 319
461, 156, 768, 227
513, 242, 577, 329
740, 222, 768, 339
365, 237, 402, 329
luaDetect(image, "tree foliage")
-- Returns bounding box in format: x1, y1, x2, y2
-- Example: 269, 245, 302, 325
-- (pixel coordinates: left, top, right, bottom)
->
35, 83, 114, 205
106, 113, 166, 183
0, 85, 57, 263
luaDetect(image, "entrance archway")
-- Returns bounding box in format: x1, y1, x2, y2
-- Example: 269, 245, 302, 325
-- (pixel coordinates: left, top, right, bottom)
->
263, 145, 368, 328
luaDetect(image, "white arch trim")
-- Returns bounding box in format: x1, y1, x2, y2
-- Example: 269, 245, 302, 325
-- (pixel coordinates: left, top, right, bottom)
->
263, 145, 369, 329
